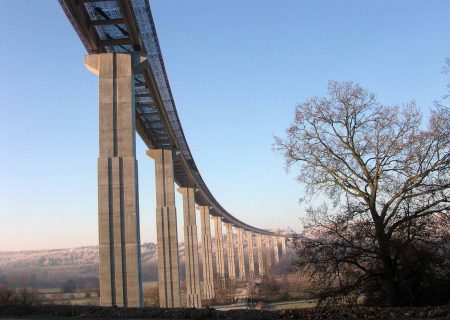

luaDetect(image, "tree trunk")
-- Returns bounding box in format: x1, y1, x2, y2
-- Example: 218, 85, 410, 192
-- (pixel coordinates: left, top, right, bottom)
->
374, 219, 398, 306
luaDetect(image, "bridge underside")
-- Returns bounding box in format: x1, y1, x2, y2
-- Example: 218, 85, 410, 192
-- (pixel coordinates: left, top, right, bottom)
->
59, 0, 287, 308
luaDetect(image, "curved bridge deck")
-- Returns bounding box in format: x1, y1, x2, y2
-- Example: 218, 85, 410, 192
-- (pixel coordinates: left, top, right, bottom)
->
59, 0, 278, 236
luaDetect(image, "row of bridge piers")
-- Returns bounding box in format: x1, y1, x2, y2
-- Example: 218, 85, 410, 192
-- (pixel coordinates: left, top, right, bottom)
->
85, 52, 287, 309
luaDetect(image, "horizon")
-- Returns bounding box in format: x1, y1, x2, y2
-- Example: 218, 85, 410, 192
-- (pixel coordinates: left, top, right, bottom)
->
0, 227, 289, 253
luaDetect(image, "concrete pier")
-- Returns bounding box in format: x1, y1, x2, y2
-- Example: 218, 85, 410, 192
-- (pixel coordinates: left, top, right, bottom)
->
225, 223, 236, 279
85, 53, 143, 308
265, 236, 272, 271
178, 188, 201, 308
256, 234, 264, 276
198, 206, 214, 299
280, 237, 286, 254
237, 228, 246, 279
246, 231, 255, 278
272, 236, 279, 264
213, 216, 225, 278
147, 149, 181, 308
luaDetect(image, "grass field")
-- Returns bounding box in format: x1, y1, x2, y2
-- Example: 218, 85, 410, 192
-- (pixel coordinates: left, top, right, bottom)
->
29, 273, 313, 309
270, 299, 317, 310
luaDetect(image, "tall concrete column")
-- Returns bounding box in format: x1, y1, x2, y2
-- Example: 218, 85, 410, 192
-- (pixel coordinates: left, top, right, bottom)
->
280, 237, 286, 255
225, 223, 236, 279
237, 228, 246, 279
85, 53, 143, 308
265, 236, 272, 272
256, 234, 264, 276
147, 149, 181, 308
198, 206, 214, 299
272, 236, 280, 265
213, 216, 225, 278
178, 188, 201, 308
246, 231, 255, 278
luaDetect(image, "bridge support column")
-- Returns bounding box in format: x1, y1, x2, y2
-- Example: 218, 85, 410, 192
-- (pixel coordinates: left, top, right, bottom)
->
256, 234, 264, 276
198, 206, 214, 299
237, 228, 246, 279
272, 236, 279, 265
147, 149, 181, 308
178, 188, 201, 308
246, 231, 255, 278
280, 237, 286, 255
84, 53, 143, 308
213, 216, 225, 279
225, 223, 236, 279
265, 236, 272, 272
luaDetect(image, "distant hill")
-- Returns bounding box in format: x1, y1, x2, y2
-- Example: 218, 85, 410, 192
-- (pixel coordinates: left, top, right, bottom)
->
0, 243, 164, 270
0, 228, 290, 288
0, 242, 180, 286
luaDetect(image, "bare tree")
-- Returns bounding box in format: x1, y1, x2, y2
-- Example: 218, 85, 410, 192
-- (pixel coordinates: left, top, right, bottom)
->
143, 286, 159, 307
0, 283, 12, 304
258, 275, 284, 302
275, 81, 450, 306
61, 279, 76, 293
10, 286, 42, 305
212, 277, 238, 305
443, 58, 450, 99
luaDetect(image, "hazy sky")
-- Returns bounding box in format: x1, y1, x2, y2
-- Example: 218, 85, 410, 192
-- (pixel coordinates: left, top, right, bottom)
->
0, 1, 449, 251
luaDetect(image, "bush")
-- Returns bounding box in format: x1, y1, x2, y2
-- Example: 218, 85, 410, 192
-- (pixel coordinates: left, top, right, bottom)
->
61, 279, 76, 293
0, 283, 12, 304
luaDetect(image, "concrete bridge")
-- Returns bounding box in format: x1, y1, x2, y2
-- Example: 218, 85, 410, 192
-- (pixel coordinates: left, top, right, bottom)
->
59, 0, 287, 308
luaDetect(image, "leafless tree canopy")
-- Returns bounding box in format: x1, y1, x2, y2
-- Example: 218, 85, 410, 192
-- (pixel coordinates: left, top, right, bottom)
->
275, 81, 450, 306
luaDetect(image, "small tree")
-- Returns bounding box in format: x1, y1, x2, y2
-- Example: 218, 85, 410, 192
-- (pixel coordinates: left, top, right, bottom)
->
143, 286, 159, 307
213, 277, 238, 305
53, 291, 66, 305
10, 286, 41, 305
0, 283, 12, 304
259, 275, 282, 302
275, 81, 450, 306
61, 279, 76, 293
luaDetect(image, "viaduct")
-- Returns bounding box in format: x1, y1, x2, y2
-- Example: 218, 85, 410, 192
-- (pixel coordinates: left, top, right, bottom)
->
59, 0, 288, 308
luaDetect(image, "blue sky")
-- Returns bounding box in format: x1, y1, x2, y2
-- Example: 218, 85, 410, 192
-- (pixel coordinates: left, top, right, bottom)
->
0, 1, 449, 250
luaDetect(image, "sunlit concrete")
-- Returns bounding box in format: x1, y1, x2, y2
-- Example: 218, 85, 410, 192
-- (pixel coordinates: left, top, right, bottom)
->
281, 237, 287, 254
85, 53, 144, 308
147, 148, 181, 308
272, 236, 279, 264
225, 223, 236, 279
214, 216, 225, 278
237, 228, 246, 279
247, 231, 255, 278
198, 206, 214, 299
265, 235, 272, 272
178, 187, 201, 308
256, 233, 264, 276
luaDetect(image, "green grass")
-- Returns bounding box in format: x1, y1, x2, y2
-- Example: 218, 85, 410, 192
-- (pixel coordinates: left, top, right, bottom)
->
269, 299, 317, 310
